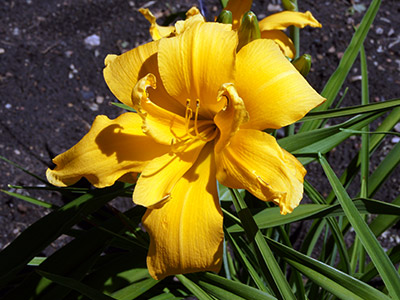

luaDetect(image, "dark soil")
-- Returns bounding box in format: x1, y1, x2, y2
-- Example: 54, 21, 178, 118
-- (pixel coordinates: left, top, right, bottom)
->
1, 0, 399, 251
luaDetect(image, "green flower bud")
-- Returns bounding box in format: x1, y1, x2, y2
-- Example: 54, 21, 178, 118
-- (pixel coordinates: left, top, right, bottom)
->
292, 54, 312, 77
282, 0, 297, 11
216, 10, 233, 24
237, 11, 261, 52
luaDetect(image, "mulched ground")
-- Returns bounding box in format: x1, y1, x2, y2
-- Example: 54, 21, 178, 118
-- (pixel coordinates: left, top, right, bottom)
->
1, 0, 399, 251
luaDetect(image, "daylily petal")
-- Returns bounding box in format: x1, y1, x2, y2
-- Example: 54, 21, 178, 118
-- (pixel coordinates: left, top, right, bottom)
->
143, 143, 223, 280
214, 83, 249, 153
185, 6, 201, 18
225, 0, 253, 29
133, 138, 206, 208
103, 41, 158, 108
139, 8, 175, 40
260, 29, 295, 58
259, 11, 322, 31
235, 39, 325, 130
215, 129, 306, 215
46, 113, 169, 188
174, 13, 205, 35
104, 41, 184, 115
158, 21, 237, 118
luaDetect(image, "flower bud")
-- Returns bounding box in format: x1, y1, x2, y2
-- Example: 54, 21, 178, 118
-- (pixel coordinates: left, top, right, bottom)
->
292, 54, 312, 77
237, 11, 261, 51
216, 10, 233, 24
282, 0, 297, 11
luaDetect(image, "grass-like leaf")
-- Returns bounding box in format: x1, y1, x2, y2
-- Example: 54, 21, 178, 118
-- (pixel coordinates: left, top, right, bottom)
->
223, 228, 270, 293
301, 98, 400, 121
368, 141, 400, 197
110, 278, 159, 300
325, 106, 400, 203
228, 198, 400, 232
319, 154, 400, 298
177, 275, 214, 300
230, 189, 296, 300
300, 0, 382, 132
0, 182, 133, 286
110, 102, 136, 112
1, 189, 59, 209
266, 238, 391, 300
37, 270, 116, 300
199, 272, 277, 300
0, 155, 48, 184
279, 111, 382, 157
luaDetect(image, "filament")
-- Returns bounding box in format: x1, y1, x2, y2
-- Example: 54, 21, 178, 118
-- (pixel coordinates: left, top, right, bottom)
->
182, 98, 217, 142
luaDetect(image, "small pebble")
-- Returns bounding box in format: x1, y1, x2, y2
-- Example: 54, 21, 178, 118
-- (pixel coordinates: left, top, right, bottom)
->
120, 41, 130, 49
17, 204, 27, 213
96, 96, 104, 104
391, 136, 400, 144
387, 28, 395, 36
88, 103, 99, 111
141, 1, 156, 8
375, 27, 384, 35
5, 103, 12, 109
0, 48, 5, 54
69, 64, 78, 73
12, 27, 20, 36
379, 17, 391, 23
394, 123, 400, 132
349, 75, 362, 82
64, 50, 73, 58
14, 149, 21, 155
388, 38, 400, 49
267, 4, 281, 12
84, 34, 101, 47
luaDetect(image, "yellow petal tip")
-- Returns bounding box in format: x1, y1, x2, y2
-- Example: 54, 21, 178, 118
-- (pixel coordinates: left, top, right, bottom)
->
104, 54, 117, 67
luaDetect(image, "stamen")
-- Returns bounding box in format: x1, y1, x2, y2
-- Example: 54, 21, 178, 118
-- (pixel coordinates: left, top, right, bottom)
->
194, 99, 201, 137
182, 98, 218, 142
184, 99, 195, 138
170, 137, 192, 153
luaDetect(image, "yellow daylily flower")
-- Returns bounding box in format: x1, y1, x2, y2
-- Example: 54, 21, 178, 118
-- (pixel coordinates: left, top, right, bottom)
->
139, 6, 202, 40
138, 8, 175, 40
47, 17, 325, 280
225, 0, 321, 58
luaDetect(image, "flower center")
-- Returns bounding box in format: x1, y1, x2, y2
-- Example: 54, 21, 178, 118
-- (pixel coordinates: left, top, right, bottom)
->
183, 99, 218, 142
